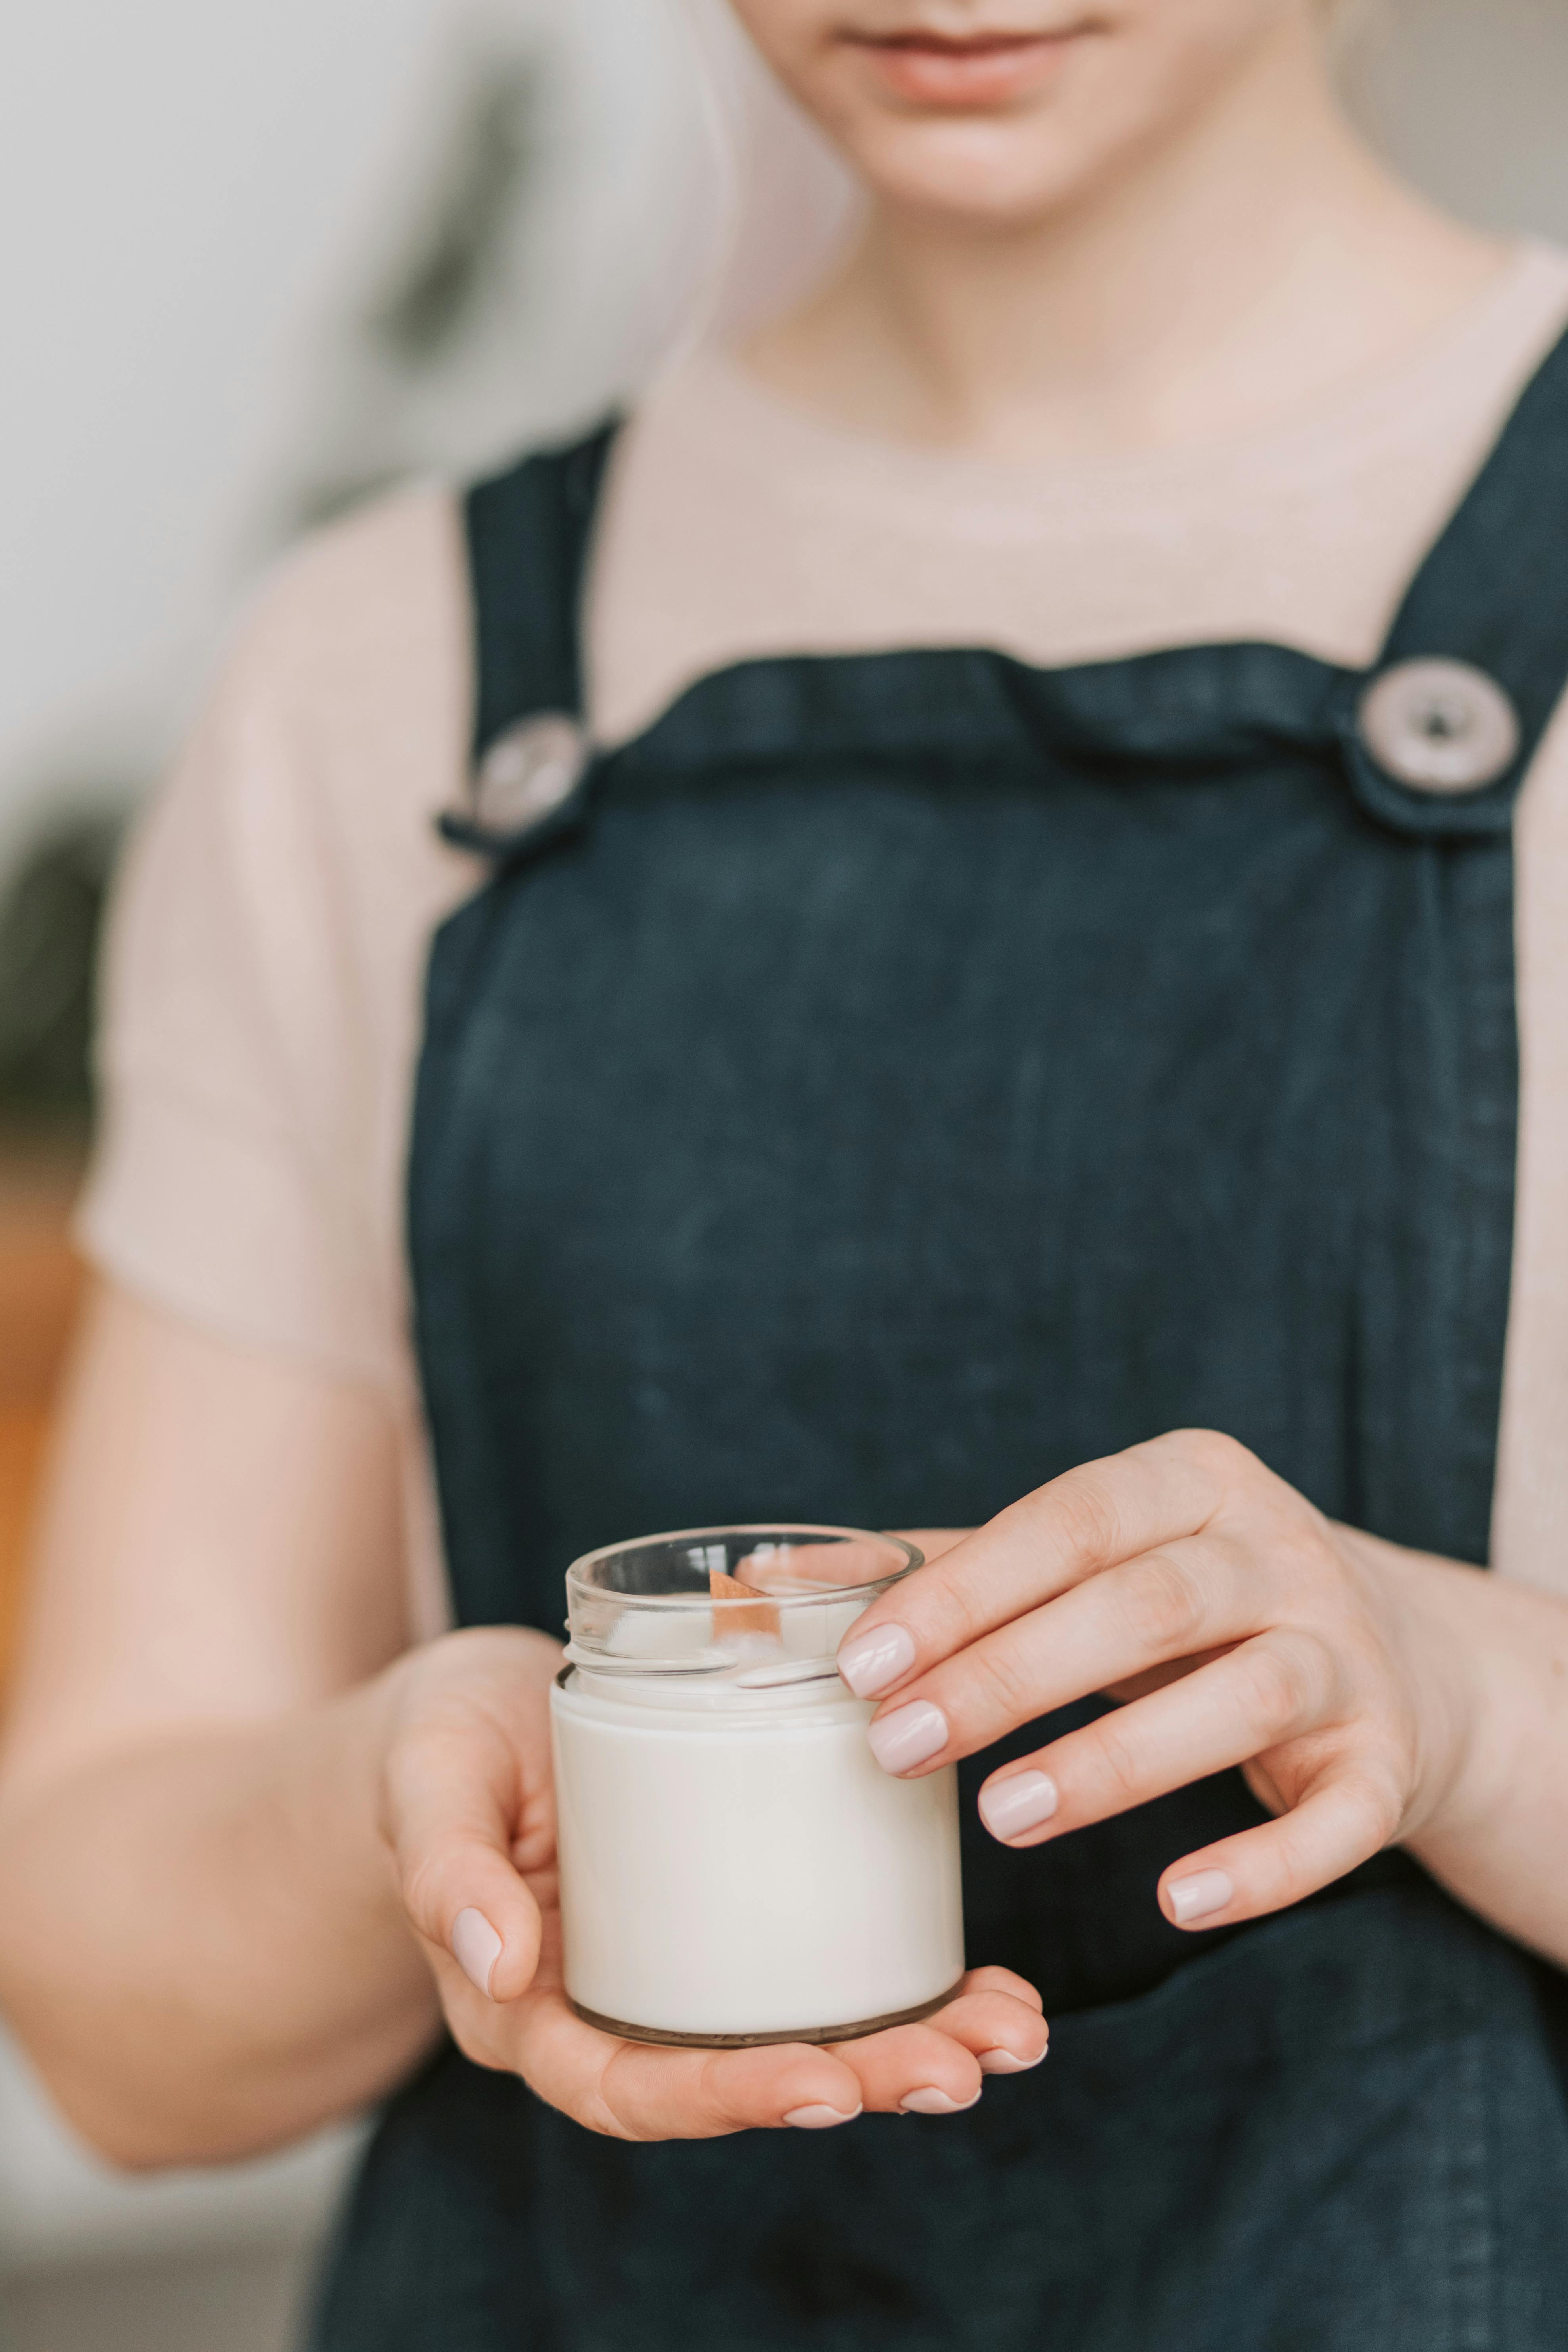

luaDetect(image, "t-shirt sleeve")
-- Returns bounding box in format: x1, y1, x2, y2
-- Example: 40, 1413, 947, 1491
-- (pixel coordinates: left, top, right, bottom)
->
78, 489, 471, 1391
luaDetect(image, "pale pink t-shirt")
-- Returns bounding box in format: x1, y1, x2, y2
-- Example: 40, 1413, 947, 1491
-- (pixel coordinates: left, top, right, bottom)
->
81, 241, 1568, 1624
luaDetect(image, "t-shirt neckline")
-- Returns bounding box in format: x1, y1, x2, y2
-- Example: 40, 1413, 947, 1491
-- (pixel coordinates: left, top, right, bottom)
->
692, 239, 1566, 516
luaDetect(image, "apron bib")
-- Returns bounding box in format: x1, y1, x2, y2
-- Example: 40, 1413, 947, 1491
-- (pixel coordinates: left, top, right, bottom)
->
312, 337, 1568, 2350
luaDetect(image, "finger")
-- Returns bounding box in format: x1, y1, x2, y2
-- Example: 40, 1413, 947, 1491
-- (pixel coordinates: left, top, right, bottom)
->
1156, 1769, 1401, 1929
873, 1534, 1262, 1769
975, 1631, 1340, 1837
516, 1994, 867, 2140
827, 1972, 1046, 2115
838, 1433, 1250, 1700
946, 1963, 1045, 2014
603, 2039, 868, 2139
833, 2020, 985, 2115
384, 1721, 544, 2004
890, 1529, 974, 1565
909, 1986, 1049, 2077
490, 1908, 867, 2140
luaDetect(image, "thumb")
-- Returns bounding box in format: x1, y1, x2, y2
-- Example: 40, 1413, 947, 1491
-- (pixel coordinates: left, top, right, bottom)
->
383, 1722, 546, 2005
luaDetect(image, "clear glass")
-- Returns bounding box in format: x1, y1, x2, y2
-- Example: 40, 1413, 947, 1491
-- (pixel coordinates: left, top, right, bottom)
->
564, 1522, 924, 1687
552, 1524, 966, 2046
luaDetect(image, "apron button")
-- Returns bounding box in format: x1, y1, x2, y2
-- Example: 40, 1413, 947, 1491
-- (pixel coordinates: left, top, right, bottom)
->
473, 713, 590, 833
1356, 659, 1520, 794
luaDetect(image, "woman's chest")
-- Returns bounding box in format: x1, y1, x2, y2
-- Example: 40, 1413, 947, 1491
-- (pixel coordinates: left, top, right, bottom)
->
410, 734, 1515, 1618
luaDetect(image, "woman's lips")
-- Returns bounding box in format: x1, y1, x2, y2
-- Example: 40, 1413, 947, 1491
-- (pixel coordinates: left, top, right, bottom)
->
846, 29, 1086, 108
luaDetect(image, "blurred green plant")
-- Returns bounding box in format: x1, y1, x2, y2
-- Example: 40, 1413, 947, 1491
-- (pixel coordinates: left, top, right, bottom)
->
367, 54, 540, 366
0, 810, 123, 1132
291, 48, 543, 536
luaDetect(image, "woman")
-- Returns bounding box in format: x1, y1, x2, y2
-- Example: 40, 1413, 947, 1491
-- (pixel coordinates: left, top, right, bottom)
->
3, 0, 1567, 2343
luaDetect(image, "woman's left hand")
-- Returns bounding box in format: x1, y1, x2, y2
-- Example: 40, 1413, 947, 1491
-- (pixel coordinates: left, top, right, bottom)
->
839, 1433, 1478, 1933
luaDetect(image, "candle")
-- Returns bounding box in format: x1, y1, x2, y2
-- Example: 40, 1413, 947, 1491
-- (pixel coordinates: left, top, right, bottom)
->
551, 1526, 966, 2045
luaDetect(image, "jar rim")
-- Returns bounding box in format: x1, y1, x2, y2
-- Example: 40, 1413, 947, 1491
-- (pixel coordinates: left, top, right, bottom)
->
565, 1523, 923, 1612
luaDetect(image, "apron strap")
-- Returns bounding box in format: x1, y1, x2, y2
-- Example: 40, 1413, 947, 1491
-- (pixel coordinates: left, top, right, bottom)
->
1346, 319, 1568, 836
1383, 320, 1568, 724
465, 421, 620, 763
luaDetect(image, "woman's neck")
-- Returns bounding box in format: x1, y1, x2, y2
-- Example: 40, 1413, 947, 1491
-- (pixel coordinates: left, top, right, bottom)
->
745, 19, 1506, 462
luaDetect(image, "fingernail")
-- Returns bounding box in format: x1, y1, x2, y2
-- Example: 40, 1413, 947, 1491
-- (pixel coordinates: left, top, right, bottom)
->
899, 2086, 982, 2116
979, 2046, 1048, 2075
839, 1622, 917, 1698
867, 1700, 949, 1775
784, 2103, 862, 2130
452, 1907, 503, 1996
1167, 1869, 1235, 1925
978, 1770, 1059, 1841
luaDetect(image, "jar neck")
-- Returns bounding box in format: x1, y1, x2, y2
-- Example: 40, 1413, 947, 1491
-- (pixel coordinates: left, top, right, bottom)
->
561, 1658, 865, 1717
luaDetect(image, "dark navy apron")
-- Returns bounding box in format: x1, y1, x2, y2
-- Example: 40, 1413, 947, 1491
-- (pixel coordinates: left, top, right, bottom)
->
312, 336, 1568, 2351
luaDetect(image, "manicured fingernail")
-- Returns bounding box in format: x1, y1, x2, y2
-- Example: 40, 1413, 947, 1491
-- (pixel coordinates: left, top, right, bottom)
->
839, 1622, 917, 1698
452, 1907, 503, 1996
978, 1770, 1059, 1841
784, 2103, 862, 2130
979, 2045, 1048, 2074
900, 2086, 982, 2116
1167, 1869, 1235, 1925
867, 1700, 949, 1774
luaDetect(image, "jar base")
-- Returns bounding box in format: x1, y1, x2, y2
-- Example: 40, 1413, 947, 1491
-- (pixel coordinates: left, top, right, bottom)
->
567, 1979, 967, 2049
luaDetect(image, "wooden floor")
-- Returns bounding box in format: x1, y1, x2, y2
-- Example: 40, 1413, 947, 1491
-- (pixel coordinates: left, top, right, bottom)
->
0, 1151, 84, 1678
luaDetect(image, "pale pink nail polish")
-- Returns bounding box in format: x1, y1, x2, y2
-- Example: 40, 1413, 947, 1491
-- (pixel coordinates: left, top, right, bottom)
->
867, 1701, 949, 1775
978, 1771, 1059, 1841
838, 1623, 917, 1698
1167, 1869, 1235, 1925
979, 2046, 1048, 2075
899, 2086, 982, 2116
452, 1907, 503, 1996
784, 2103, 862, 2130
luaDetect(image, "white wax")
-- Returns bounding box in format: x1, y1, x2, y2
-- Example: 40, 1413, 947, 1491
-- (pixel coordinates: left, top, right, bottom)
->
551, 1667, 965, 2040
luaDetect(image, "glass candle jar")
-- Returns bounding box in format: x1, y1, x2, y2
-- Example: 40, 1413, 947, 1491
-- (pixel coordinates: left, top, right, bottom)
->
551, 1524, 966, 2046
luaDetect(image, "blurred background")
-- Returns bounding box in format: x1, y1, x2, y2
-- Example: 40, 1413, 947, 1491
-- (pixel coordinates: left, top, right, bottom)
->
0, 0, 1565, 2343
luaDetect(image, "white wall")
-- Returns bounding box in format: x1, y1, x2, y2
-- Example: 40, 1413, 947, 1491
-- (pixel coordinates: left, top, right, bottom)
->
0, 2031, 362, 2275
2, 0, 441, 837
1346, 0, 1568, 242
0, 0, 706, 860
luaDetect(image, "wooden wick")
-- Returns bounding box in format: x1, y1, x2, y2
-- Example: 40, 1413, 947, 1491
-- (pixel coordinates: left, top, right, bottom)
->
709, 1568, 780, 1640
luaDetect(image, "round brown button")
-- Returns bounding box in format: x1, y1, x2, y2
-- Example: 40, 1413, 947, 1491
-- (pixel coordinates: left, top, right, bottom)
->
1357, 659, 1520, 795
473, 713, 590, 833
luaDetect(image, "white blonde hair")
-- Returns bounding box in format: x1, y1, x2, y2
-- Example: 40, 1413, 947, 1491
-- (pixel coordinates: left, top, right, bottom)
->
647, 0, 860, 367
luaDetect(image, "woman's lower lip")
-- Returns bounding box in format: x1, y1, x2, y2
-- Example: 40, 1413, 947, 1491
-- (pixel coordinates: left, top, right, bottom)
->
849, 33, 1082, 108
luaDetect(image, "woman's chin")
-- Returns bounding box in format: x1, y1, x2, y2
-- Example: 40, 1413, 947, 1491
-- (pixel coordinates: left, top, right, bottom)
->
850, 121, 1112, 230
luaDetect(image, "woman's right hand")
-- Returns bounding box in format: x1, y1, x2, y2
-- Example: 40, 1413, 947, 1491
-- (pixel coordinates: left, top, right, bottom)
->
379, 1626, 1048, 2140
